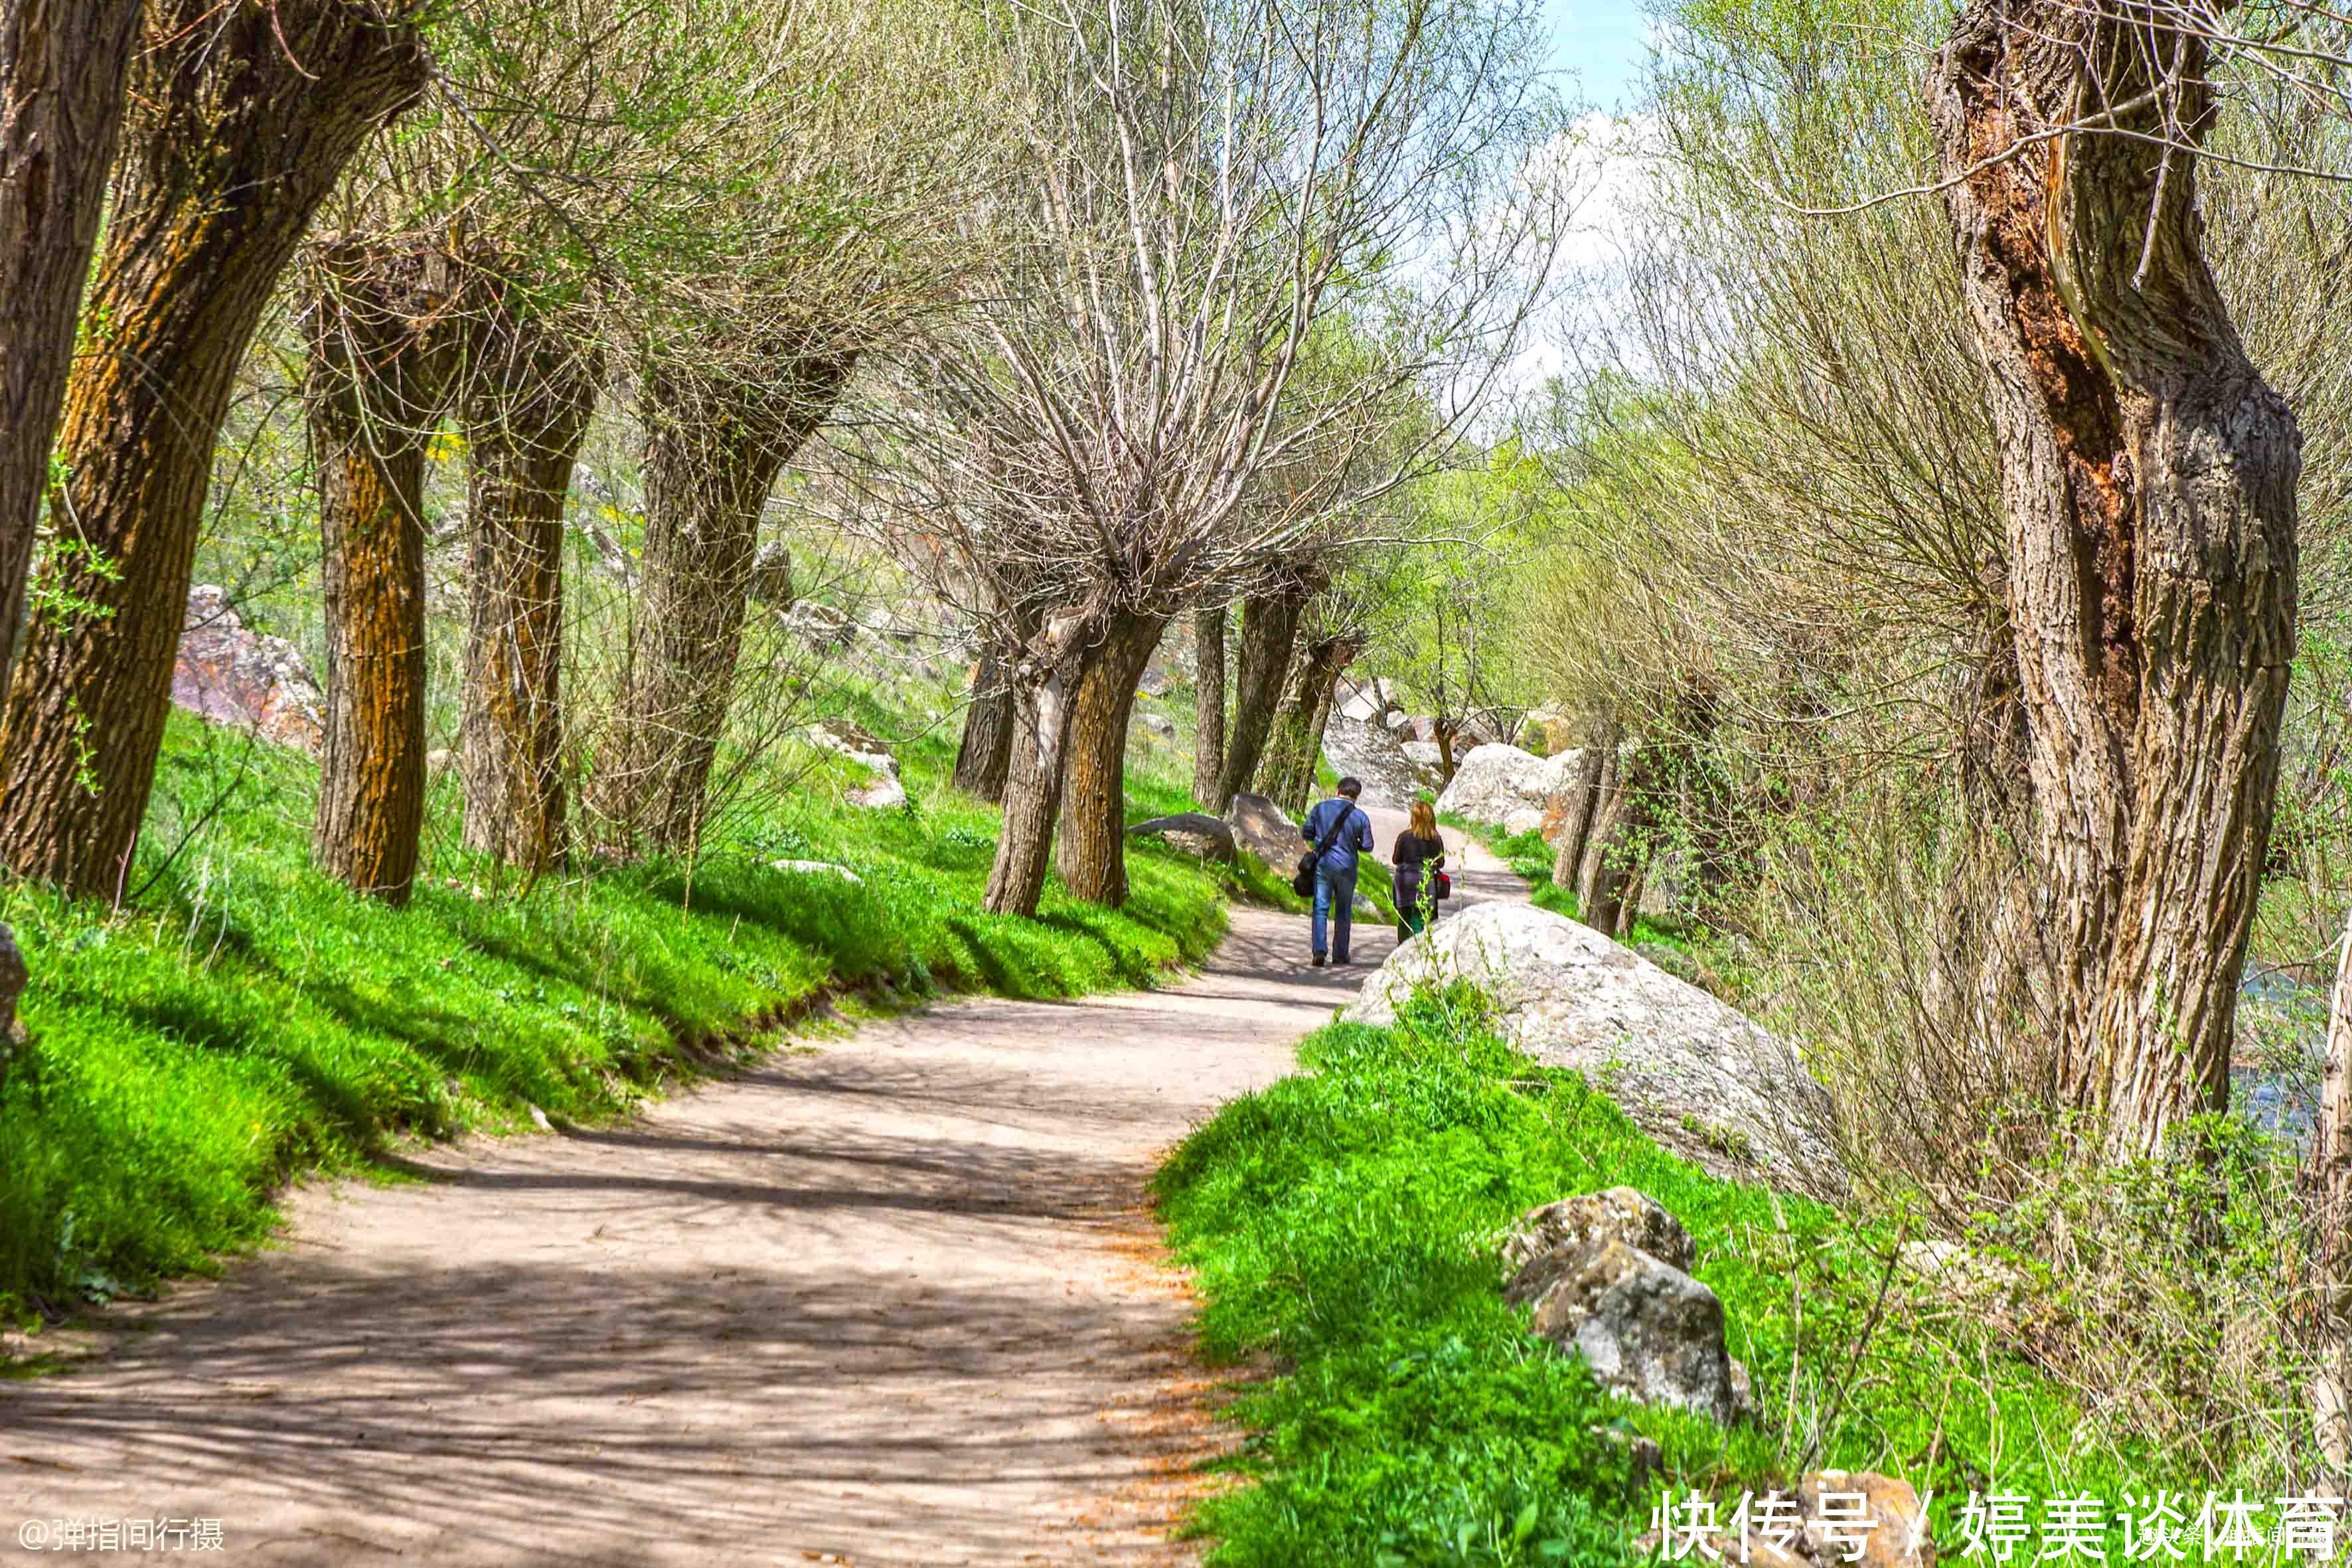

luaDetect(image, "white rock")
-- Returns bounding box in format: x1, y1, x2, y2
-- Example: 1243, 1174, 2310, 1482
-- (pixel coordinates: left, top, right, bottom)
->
807, 718, 899, 778
1345, 902, 1845, 1198
769, 860, 864, 884
846, 775, 907, 811
1434, 742, 1550, 823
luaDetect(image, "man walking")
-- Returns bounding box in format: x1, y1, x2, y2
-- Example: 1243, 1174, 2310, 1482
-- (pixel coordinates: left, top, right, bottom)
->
1300, 777, 1375, 967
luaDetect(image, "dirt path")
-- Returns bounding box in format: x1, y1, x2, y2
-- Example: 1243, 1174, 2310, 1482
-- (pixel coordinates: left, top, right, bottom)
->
1, 807, 1520, 1567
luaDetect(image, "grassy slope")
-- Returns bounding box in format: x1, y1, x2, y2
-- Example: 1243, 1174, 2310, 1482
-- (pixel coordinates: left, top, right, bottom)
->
1155, 988, 2144, 1567
0, 702, 1273, 1318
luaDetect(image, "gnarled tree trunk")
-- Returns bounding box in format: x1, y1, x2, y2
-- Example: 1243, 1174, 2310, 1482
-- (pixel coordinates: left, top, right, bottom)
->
1210, 578, 1308, 811
1191, 604, 1226, 809
459, 300, 600, 876
1260, 636, 1353, 815
0, 0, 427, 898
954, 632, 1015, 801
0, 0, 141, 685
304, 241, 460, 903
1054, 609, 1169, 907
1932, 0, 2301, 1154
590, 354, 851, 854
984, 606, 1093, 917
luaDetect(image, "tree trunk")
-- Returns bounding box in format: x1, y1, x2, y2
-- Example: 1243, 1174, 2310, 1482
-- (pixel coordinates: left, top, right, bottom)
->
1210, 581, 1308, 811
1054, 609, 1170, 907
983, 607, 1092, 917
0, 0, 426, 899
1191, 604, 1226, 809
2309, 915, 2352, 1472
1578, 745, 1630, 932
0, 0, 141, 686
1551, 743, 1606, 892
590, 355, 851, 854
954, 633, 1015, 801
1261, 637, 1352, 815
1932, 0, 2301, 1154
304, 242, 460, 903
458, 301, 600, 876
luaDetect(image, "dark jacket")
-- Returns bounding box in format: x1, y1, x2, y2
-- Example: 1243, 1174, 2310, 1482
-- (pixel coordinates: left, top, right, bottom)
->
1391, 831, 1446, 886
1300, 797, 1374, 876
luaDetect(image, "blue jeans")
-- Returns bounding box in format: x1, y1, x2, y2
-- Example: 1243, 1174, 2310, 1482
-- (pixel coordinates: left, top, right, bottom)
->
1312, 864, 1357, 961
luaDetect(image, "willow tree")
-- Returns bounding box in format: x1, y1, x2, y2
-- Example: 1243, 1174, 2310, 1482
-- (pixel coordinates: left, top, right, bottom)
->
1930, 0, 2300, 1155
869, 0, 1567, 914
587, 0, 991, 854
0, 0, 141, 687
0, 0, 428, 898
302, 239, 463, 902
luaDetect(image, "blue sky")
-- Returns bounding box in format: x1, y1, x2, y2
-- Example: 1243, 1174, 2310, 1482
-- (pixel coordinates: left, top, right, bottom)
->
1544, 0, 1651, 112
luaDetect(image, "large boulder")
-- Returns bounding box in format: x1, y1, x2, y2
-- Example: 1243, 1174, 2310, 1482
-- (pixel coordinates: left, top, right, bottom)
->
172, 586, 325, 753
1507, 1235, 1740, 1423
1225, 793, 1298, 866
1437, 744, 1591, 836
1345, 902, 1844, 1198
1128, 812, 1237, 864
1435, 742, 1548, 823
1321, 707, 1434, 806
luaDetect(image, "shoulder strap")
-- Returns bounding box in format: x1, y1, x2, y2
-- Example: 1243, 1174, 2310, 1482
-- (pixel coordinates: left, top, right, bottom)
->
1311, 803, 1352, 859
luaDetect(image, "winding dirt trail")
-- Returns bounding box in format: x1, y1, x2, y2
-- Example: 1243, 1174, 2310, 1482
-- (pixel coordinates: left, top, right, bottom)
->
1, 806, 1520, 1567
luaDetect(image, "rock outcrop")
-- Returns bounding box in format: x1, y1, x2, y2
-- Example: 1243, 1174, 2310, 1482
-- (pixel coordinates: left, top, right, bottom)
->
171, 586, 326, 753
1346, 903, 1844, 1198
1128, 812, 1237, 864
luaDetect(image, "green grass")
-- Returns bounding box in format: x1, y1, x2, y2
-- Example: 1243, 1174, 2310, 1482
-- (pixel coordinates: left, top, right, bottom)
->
0, 706, 1249, 1320
1155, 985, 2146, 1566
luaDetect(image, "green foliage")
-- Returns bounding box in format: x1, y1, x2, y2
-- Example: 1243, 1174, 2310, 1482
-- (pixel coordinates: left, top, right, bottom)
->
0, 710, 1239, 1320
1156, 987, 2148, 1566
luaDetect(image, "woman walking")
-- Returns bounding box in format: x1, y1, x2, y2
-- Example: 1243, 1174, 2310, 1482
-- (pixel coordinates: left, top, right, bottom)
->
1391, 798, 1447, 944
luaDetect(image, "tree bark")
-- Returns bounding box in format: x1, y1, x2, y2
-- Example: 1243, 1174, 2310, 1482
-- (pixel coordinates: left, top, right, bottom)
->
458, 300, 600, 876
1577, 745, 1630, 933
1932, 0, 2301, 1154
1551, 743, 1606, 892
1261, 637, 1352, 815
590, 354, 851, 854
0, 0, 427, 899
1210, 580, 1308, 811
2309, 915, 2352, 1472
0, 0, 141, 686
1054, 608, 1170, 907
954, 633, 1015, 801
984, 606, 1092, 917
1191, 604, 1226, 809
304, 241, 461, 903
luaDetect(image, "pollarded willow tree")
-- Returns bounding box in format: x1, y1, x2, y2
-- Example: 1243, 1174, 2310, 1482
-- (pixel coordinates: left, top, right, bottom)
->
0, 0, 430, 900
585, 0, 995, 856
859, 0, 1568, 915
296, 0, 820, 897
